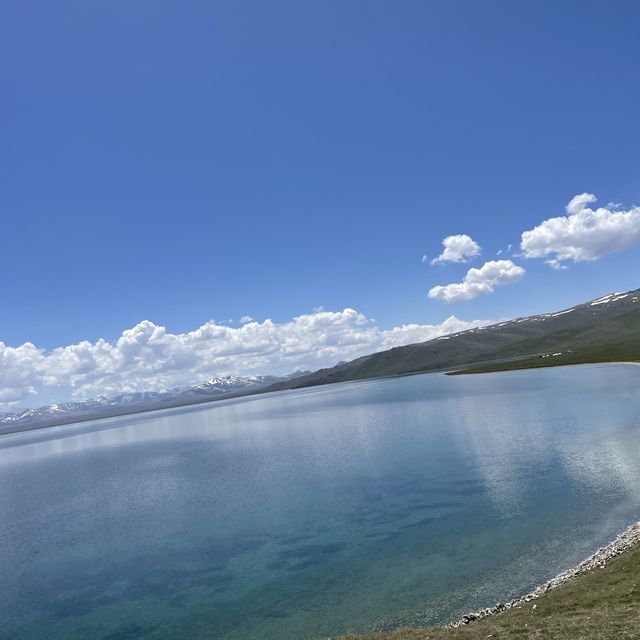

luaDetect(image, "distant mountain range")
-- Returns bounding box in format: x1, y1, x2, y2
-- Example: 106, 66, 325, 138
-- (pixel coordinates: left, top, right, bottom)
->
0, 373, 307, 433
3, 288, 639, 435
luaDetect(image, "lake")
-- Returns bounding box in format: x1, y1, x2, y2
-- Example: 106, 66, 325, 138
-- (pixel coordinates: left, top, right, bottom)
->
1, 364, 640, 640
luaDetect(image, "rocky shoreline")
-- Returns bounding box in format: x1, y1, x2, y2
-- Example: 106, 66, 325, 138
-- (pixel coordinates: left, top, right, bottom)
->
448, 521, 640, 628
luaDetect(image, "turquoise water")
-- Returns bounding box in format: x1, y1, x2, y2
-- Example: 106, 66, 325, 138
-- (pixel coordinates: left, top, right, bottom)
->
2, 364, 640, 640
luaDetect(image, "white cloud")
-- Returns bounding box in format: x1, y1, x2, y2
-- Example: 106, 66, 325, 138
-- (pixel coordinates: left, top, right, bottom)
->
545, 259, 569, 271
521, 193, 640, 268
565, 192, 597, 215
240, 315, 254, 324
428, 260, 525, 303
0, 310, 497, 409
431, 234, 481, 265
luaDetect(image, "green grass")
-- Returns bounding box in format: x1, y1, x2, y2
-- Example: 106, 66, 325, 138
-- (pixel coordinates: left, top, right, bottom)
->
338, 542, 640, 640
448, 346, 640, 376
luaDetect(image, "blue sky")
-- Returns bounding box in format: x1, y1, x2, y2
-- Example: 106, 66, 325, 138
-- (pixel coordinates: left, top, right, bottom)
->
2, 1, 640, 406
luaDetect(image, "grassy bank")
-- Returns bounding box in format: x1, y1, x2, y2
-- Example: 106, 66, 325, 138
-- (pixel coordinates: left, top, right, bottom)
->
339, 537, 640, 639
448, 350, 640, 376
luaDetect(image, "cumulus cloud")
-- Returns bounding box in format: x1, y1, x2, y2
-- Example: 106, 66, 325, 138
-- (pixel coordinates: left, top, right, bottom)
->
0, 310, 496, 409
431, 234, 481, 265
565, 192, 597, 215
521, 193, 640, 268
428, 260, 525, 303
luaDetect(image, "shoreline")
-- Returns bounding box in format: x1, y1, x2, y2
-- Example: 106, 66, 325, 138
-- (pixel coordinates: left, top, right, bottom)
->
447, 520, 640, 628
597, 360, 640, 366
447, 357, 640, 376
338, 518, 640, 640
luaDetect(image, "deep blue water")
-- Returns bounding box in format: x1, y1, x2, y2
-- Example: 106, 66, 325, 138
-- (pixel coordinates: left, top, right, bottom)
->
2, 364, 640, 640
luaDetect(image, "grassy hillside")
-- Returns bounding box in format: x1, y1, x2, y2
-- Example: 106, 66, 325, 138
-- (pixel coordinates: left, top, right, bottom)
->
268, 289, 640, 391
339, 540, 640, 640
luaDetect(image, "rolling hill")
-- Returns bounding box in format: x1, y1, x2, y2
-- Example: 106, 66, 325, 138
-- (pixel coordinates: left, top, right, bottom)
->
264, 288, 640, 391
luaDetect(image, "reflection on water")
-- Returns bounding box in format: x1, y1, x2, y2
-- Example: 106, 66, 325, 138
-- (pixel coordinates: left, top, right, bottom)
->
1, 365, 640, 640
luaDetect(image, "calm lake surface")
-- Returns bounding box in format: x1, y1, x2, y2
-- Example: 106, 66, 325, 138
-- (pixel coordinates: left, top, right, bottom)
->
2, 364, 640, 640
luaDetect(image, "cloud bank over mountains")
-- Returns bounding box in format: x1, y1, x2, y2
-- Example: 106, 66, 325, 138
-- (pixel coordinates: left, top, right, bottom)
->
0, 310, 494, 408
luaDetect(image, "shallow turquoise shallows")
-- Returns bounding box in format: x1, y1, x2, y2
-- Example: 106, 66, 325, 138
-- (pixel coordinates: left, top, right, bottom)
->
2, 364, 640, 640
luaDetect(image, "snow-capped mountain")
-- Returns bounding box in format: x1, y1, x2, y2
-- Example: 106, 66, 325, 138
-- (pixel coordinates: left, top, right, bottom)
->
0, 372, 309, 432
190, 374, 282, 395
